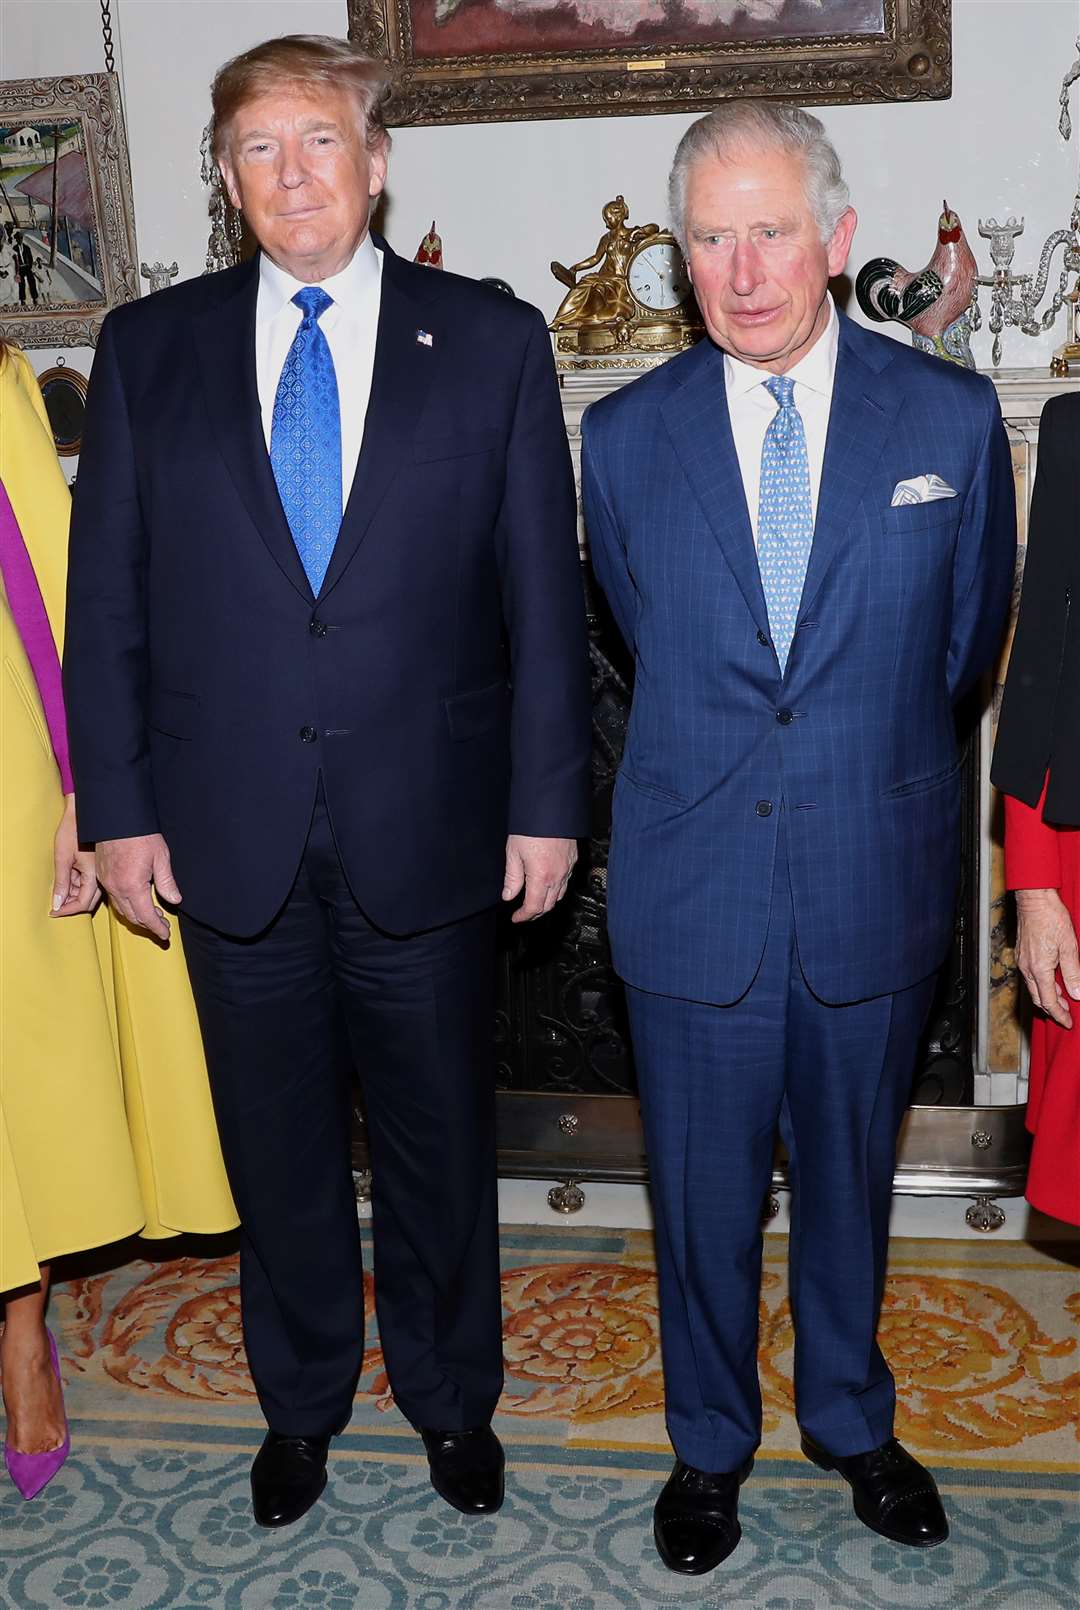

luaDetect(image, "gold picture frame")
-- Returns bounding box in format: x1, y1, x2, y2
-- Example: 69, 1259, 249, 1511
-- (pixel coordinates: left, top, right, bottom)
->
348, 1, 951, 127
0, 74, 139, 348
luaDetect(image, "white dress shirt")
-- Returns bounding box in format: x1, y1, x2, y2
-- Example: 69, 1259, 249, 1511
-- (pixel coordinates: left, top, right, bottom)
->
255, 232, 383, 504
724, 297, 840, 543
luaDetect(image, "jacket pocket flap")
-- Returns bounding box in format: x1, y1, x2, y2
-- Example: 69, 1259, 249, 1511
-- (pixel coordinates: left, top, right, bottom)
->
414, 429, 502, 465
881, 761, 960, 799
445, 680, 510, 741
148, 687, 200, 740
618, 770, 691, 807
882, 499, 959, 533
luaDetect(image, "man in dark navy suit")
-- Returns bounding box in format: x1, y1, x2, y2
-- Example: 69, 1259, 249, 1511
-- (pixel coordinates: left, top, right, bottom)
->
65, 35, 590, 1529
583, 103, 1014, 1574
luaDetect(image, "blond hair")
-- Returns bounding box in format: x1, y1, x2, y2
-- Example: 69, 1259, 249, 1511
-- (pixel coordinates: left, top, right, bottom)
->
210, 34, 392, 158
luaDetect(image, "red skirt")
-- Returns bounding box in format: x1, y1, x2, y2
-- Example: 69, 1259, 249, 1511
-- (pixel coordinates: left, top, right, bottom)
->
1004, 781, 1080, 1226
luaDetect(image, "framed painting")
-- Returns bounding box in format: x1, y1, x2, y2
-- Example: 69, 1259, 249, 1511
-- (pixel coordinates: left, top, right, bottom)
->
0, 74, 139, 348
348, 1, 951, 126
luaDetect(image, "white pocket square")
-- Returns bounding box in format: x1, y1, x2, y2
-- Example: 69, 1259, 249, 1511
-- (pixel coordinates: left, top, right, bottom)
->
891, 473, 957, 507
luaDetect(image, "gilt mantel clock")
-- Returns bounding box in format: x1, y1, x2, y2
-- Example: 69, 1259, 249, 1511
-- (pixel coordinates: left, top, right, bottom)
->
550, 196, 702, 369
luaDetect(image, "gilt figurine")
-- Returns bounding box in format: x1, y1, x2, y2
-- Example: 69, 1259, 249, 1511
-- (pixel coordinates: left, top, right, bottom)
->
856, 201, 979, 368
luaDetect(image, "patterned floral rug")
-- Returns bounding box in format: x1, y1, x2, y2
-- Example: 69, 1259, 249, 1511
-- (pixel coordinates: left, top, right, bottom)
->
1, 1228, 1077, 1609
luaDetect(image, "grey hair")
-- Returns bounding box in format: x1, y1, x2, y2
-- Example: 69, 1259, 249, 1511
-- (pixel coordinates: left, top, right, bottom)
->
668, 102, 850, 249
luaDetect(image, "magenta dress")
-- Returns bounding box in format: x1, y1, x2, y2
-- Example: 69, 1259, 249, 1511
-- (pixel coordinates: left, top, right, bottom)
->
0, 476, 73, 793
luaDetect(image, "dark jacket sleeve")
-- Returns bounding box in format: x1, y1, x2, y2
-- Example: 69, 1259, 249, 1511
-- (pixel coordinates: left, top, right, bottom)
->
946, 383, 1017, 704
496, 309, 592, 839
63, 311, 159, 841
991, 394, 1076, 809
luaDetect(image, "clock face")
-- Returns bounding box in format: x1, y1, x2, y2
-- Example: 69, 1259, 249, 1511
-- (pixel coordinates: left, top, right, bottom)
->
627, 239, 692, 313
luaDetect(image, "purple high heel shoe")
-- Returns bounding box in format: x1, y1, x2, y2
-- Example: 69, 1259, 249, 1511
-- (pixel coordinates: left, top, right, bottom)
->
4, 1329, 70, 1500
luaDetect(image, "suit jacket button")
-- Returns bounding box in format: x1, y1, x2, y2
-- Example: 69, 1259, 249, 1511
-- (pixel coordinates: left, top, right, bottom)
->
299, 725, 318, 743
757, 629, 770, 647
755, 800, 773, 817
309, 618, 328, 638
776, 708, 794, 725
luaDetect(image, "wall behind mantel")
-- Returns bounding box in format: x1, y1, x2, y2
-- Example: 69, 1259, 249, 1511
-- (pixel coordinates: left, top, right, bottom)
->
3, 0, 1079, 376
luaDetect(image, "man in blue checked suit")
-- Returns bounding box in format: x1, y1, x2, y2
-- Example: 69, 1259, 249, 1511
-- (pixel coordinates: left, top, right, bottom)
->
582, 102, 1015, 1575
65, 37, 589, 1530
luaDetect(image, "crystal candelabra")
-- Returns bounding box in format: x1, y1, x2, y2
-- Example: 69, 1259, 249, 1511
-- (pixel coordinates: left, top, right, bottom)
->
974, 39, 1080, 372
975, 205, 1080, 370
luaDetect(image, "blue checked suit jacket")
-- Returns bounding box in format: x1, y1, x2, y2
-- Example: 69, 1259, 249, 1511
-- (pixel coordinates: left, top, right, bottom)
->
582, 312, 1016, 1006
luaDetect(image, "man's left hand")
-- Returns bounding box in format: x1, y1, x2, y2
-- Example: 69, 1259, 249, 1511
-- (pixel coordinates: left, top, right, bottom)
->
503, 836, 578, 923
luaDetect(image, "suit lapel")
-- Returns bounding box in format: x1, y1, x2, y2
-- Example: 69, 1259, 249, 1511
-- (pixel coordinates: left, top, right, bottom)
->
319, 240, 442, 599
659, 340, 770, 639
797, 314, 902, 623
191, 257, 315, 604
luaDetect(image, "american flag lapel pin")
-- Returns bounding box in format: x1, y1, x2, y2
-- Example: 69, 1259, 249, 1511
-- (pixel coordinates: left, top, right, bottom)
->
416, 328, 434, 347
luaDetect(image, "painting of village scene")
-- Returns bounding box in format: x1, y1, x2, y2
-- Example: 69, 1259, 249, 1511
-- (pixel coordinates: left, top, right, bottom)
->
0, 120, 104, 310
0, 76, 138, 347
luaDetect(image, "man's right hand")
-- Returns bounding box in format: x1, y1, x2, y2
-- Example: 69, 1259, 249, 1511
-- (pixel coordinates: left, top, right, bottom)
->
1015, 886, 1080, 1028
96, 833, 182, 941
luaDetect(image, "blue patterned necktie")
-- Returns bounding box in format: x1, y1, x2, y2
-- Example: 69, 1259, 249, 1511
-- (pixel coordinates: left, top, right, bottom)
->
270, 286, 342, 595
757, 374, 814, 674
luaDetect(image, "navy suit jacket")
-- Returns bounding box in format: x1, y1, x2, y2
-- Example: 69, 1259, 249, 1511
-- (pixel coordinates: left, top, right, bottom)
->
582, 312, 1015, 1006
65, 241, 591, 937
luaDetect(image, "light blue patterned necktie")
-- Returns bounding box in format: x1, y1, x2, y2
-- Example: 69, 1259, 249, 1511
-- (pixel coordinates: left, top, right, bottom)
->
757, 373, 814, 674
270, 286, 342, 595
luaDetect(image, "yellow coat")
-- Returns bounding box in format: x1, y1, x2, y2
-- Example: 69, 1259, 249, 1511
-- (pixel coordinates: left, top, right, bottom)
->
0, 345, 236, 1293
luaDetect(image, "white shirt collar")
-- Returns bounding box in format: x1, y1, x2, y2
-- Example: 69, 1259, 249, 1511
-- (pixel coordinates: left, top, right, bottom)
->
724, 295, 839, 401
257, 230, 381, 324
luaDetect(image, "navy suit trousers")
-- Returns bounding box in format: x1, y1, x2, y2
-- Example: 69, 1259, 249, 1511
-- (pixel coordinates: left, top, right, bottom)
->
626, 822, 935, 1471
179, 786, 502, 1439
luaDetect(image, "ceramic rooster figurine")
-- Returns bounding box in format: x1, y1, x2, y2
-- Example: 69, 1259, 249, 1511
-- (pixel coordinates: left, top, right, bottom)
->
855, 202, 979, 368
415, 221, 443, 268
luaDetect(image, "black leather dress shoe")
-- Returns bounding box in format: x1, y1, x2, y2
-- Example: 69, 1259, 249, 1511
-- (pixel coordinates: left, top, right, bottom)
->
251, 1432, 330, 1528
420, 1426, 505, 1514
801, 1433, 949, 1547
653, 1457, 754, 1575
